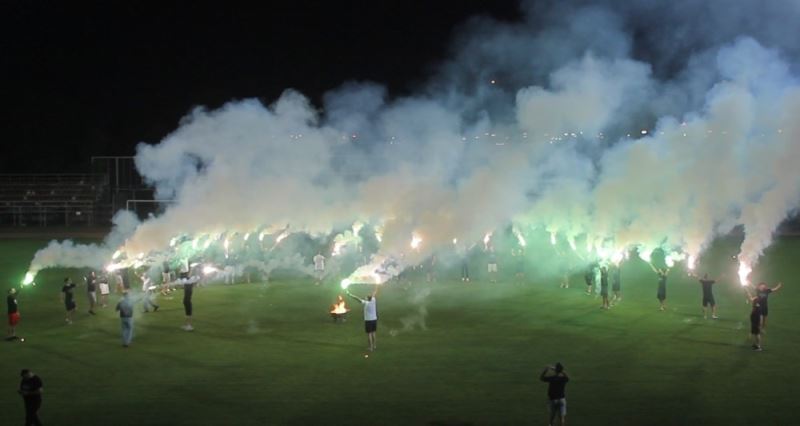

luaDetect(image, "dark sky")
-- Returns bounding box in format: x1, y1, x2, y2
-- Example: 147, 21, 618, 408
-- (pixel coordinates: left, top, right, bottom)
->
1, 1, 521, 173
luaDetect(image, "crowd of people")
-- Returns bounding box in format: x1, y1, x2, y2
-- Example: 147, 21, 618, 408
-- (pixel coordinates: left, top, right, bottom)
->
5, 247, 786, 425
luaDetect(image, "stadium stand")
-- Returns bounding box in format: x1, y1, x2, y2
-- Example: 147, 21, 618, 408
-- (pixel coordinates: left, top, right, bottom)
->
0, 174, 112, 226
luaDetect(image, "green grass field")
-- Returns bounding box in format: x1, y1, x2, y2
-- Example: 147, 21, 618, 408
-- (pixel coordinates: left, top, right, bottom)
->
1, 237, 799, 425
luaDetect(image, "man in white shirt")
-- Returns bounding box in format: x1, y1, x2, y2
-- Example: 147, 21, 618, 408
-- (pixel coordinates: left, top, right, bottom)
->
313, 252, 326, 284
140, 273, 159, 313
348, 286, 379, 351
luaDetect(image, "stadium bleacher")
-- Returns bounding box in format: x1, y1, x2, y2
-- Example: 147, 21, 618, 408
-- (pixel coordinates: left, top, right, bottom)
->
0, 174, 111, 226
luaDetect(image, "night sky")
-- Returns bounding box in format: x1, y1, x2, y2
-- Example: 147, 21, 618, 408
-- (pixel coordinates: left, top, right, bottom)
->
1, 1, 520, 173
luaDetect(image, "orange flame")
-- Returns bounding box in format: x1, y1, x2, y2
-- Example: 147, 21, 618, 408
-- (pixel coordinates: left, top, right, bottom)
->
330, 295, 348, 314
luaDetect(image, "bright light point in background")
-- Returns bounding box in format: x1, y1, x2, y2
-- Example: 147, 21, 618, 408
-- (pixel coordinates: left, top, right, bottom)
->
202, 265, 218, 275
340, 278, 351, 289
410, 234, 422, 250
550, 231, 556, 245
687, 255, 696, 270
611, 252, 623, 265
638, 249, 652, 263
641, 129, 648, 135
490, 79, 496, 84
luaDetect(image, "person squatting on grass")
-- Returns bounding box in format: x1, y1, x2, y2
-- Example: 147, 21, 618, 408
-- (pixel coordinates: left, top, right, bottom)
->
348, 285, 379, 352
19, 369, 43, 426
116, 291, 135, 347
540, 363, 569, 426
7, 288, 20, 340
61, 277, 77, 324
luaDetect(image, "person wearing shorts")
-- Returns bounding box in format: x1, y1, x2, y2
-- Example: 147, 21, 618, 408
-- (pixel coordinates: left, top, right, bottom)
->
182, 281, 194, 331
540, 363, 569, 426
756, 281, 782, 331
611, 265, 621, 303
7, 288, 20, 340
348, 286, 378, 351
650, 265, 670, 311
85, 271, 97, 315
599, 266, 609, 309
749, 296, 763, 351
313, 253, 326, 285
696, 273, 718, 319
61, 278, 77, 324
487, 248, 498, 283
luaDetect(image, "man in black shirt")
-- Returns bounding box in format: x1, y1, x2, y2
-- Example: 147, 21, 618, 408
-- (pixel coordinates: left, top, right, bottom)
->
182, 280, 195, 331
755, 281, 783, 331
599, 266, 609, 309
18, 369, 43, 426
7, 288, 20, 340
85, 271, 97, 315
749, 295, 763, 351
61, 278, 77, 324
611, 265, 622, 304
540, 363, 569, 426
696, 273, 719, 319
584, 264, 595, 295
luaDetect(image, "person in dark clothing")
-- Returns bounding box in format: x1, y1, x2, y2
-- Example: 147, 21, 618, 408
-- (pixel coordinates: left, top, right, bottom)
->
599, 266, 609, 309
540, 363, 569, 426
182, 281, 195, 331
611, 265, 622, 303
650, 265, 670, 311
85, 271, 97, 315
694, 273, 719, 319
7, 288, 20, 340
749, 295, 763, 351
18, 369, 43, 426
61, 278, 77, 324
584, 264, 595, 295
755, 281, 782, 331
115, 291, 135, 347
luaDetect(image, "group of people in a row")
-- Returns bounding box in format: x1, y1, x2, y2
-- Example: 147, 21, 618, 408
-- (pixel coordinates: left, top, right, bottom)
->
6, 264, 199, 347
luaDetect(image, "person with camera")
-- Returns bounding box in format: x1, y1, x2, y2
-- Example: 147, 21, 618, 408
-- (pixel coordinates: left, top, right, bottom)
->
540, 362, 569, 426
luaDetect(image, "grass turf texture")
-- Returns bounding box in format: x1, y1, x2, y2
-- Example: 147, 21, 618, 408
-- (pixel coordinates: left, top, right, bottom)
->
1, 237, 798, 425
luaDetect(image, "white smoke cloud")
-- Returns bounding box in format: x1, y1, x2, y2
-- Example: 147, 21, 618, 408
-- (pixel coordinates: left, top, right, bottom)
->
25, 1, 800, 283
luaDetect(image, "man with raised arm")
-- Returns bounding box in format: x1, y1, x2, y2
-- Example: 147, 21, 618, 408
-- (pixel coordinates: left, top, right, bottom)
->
347, 285, 379, 352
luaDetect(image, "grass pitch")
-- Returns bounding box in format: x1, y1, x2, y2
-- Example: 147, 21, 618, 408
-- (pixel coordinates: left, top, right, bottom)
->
1, 237, 799, 425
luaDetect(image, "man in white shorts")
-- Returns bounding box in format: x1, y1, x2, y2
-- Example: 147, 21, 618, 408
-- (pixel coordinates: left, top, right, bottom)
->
313, 252, 326, 285
487, 248, 498, 283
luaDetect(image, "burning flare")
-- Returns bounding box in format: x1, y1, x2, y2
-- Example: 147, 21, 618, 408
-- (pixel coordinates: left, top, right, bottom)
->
738, 261, 752, 287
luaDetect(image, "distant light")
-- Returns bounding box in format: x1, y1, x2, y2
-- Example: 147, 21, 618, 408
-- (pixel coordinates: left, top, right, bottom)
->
641, 130, 648, 135
490, 79, 496, 84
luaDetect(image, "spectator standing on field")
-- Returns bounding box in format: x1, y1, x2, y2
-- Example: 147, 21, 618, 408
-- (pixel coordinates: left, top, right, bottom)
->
18, 369, 43, 426
7, 288, 20, 341
85, 271, 97, 315
347, 286, 379, 352
61, 278, 77, 324
540, 363, 569, 426
115, 291, 135, 347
